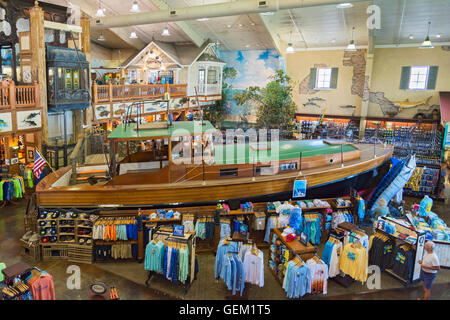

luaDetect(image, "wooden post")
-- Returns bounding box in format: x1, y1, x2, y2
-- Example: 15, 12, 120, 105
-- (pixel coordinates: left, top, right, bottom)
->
92, 83, 98, 104
30, 2, 48, 146
34, 81, 40, 108
8, 81, 15, 111
80, 16, 91, 62
108, 82, 113, 102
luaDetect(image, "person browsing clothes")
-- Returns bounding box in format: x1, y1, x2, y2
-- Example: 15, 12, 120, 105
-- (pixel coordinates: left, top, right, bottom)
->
418, 241, 440, 300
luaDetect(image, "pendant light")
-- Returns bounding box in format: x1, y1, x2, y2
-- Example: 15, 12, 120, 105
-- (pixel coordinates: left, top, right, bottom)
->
286, 31, 294, 53
97, 32, 105, 41
345, 26, 357, 52
96, 1, 105, 17
130, 31, 138, 39
161, 24, 170, 36
420, 22, 434, 49
286, 43, 294, 53
130, 0, 140, 13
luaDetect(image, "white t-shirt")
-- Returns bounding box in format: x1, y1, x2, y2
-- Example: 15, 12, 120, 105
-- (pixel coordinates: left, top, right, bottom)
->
422, 252, 440, 274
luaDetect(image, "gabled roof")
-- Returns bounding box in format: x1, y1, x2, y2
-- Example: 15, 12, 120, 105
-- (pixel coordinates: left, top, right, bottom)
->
120, 40, 222, 69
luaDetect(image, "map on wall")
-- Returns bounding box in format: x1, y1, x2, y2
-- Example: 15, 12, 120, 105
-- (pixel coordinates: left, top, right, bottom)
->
0, 112, 13, 132
17, 110, 41, 130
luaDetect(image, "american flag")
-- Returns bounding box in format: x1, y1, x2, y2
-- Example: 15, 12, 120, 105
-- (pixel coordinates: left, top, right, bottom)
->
33, 149, 47, 180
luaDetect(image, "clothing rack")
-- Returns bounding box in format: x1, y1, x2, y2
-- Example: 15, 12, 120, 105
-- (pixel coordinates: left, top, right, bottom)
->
145, 228, 196, 294
375, 216, 426, 284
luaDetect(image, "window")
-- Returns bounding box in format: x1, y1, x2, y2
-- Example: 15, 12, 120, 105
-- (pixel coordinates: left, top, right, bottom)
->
64, 68, 72, 90
219, 168, 238, 177
316, 68, 332, 89
207, 69, 217, 84
400, 66, 439, 90
198, 69, 205, 84
309, 67, 338, 89
280, 162, 297, 171
409, 66, 429, 90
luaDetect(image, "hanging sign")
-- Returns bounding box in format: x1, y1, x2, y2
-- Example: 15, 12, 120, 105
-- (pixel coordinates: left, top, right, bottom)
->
293, 179, 307, 198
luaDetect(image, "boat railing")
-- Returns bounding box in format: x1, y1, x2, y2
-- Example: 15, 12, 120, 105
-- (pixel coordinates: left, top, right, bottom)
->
169, 143, 392, 184
68, 130, 111, 184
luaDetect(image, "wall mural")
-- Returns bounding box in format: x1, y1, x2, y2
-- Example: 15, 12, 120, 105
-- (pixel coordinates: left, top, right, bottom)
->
219, 49, 284, 115
363, 91, 433, 117
0, 112, 13, 132
17, 110, 41, 130
303, 97, 326, 108
343, 49, 366, 98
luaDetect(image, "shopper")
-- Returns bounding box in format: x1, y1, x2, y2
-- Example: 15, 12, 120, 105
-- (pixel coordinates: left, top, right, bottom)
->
418, 241, 440, 300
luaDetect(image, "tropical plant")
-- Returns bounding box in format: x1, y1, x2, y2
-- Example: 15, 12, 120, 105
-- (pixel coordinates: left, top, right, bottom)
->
233, 70, 297, 136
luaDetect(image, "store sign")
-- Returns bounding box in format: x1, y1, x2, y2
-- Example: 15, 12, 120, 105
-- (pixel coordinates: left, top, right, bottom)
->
292, 179, 307, 198
173, 225, 184, 237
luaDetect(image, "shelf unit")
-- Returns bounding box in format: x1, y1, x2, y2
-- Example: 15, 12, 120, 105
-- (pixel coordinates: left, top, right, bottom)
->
38, 210, 94, 263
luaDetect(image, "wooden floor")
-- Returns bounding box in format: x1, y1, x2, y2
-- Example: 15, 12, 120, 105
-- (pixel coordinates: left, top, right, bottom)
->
36, 144, 392, 207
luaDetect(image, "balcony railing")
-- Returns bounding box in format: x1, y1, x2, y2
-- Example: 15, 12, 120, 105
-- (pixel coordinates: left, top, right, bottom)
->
92, 83, 187, 104
197, 84, 221, 96
0, 81, 40, 109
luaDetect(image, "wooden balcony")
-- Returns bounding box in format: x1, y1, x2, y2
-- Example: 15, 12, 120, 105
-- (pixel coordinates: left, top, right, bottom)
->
92, 83, 187, 104
0, 81, 40, 110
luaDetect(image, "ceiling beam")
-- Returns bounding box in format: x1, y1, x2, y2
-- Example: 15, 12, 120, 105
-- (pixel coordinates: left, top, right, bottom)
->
258, 14, 282, 54
147, 0, 205, 47
93, 0, 369, 29
69, 0, 146, 50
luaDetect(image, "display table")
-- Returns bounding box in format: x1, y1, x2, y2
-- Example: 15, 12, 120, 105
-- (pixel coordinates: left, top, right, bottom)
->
1, 262, 31, 281
273, 228, 315, 255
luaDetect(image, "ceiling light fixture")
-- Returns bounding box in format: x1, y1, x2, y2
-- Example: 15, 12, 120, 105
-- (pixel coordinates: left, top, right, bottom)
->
336, 3, 354, 9
197, 17, 210, 21
331, 39, 336, 43
286, 43, 294, 53
162, 25, 170, 36
129, 31, 138, 39
227, 24, 232, 28
96, 8, 105, 17
238, 23, 243, 27
436, 33, 441, 38
345, 26, 357, 51
408, 34, 414, 40
420, 21, 434, 49
97, 33, 105, 41
96, 1, 105, 17
261, 12, 274, 16
130, 0, 140, 13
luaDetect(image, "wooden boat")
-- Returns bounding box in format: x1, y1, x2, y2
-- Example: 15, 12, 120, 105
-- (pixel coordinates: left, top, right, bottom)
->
36, 121, 393, 208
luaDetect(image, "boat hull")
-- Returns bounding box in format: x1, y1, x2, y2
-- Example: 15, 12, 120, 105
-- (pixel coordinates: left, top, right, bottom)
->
36, 146, 393, 209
